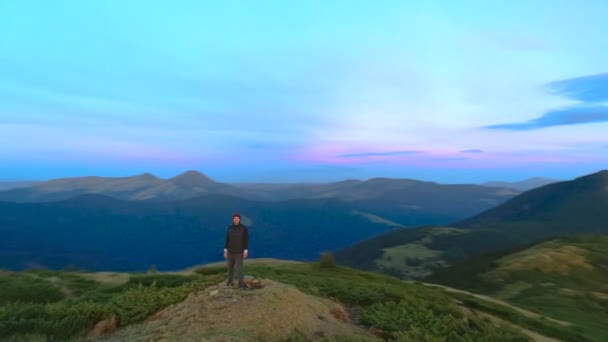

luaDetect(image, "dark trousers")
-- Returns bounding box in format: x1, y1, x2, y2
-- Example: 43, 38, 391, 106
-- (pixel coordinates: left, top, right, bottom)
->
227, 252, 244, 285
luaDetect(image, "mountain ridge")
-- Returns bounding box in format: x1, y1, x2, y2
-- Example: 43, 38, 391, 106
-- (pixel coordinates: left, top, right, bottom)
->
0, 170, 521, 227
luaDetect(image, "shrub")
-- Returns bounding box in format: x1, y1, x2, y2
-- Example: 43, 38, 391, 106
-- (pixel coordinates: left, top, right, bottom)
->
319, 251, 336, 268
362, 300, 529, 341
0, 276, 65, 305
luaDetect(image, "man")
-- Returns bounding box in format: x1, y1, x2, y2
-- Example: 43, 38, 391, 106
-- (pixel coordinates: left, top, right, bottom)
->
224, 213, 248, 288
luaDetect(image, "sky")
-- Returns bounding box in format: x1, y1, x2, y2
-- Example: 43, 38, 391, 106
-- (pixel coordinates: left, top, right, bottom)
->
1, 0, 607, 183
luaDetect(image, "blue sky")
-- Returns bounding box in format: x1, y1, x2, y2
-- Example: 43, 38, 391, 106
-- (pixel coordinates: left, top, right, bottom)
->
1, 0, 607, 183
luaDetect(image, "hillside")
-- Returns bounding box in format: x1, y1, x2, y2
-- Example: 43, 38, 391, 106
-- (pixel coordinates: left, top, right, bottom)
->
426, 234, 608, 342
335, 169, 608, 278
0, 171, 519, 226
0, 194, 403, 272
482, 177, 558, 191
454, 170, 608, 239
0, 259, 586, 341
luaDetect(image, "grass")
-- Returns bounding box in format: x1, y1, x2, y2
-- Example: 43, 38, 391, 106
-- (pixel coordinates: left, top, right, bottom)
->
0, 269, 224, 341
455, 294, 591, 341
426, 234, 608, 342
2, 258, 580, 341
508, 285, 608, 341
375, 243, 444, 279
195, 261, 533, 341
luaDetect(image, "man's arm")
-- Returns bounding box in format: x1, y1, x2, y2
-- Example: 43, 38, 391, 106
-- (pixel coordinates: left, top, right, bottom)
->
224, 227, 229, 253
243, 227, 248, 253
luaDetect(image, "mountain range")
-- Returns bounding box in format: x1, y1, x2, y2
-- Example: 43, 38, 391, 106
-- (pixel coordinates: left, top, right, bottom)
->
0, 170, 520, 227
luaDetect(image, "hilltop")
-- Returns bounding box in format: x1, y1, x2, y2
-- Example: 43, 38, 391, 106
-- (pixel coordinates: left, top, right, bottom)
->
0, 258, 584, 342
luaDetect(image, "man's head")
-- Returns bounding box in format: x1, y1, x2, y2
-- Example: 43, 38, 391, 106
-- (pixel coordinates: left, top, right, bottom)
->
232, 213, 241, 225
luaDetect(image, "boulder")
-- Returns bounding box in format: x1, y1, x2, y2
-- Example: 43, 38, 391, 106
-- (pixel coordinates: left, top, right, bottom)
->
87, 316, 118, 341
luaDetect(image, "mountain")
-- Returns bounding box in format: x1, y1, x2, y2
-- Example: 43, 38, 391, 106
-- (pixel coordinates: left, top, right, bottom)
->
454, 170, 608, 239
0, 172, 521, 226
0, 193, 407, 272
481, 177, 558, 191
0, 259, 583, 341
0, 180, 37, 191
0, 171, 234, 202
335, 169, 608, 279
426, 234, 608, 342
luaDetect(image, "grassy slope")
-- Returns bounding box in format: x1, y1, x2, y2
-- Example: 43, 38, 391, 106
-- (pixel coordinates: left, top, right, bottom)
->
334, 226, 524, 279
426, 234, 608, 342
0, 259, 583, 342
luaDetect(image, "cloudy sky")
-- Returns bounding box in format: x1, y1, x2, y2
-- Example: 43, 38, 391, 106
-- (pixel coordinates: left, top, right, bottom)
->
1, 0, 607, 183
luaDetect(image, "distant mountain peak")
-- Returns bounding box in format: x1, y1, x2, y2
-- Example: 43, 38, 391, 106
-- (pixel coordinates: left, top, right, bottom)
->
135, 172, 158, 180
170, 170, 216, 186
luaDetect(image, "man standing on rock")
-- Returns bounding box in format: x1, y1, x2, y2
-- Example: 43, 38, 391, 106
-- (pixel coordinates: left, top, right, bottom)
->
224, 213, 248, 288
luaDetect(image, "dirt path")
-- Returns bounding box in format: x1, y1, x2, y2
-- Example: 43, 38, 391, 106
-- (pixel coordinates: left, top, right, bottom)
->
412, 281, 572, 327
465, 307, 562, 342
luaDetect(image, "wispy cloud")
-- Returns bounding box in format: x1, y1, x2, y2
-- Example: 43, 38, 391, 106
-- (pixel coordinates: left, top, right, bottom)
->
431, 157, 469, 161
546, 73, 608, 102
337, 150, 420, 158
459, 149, 483, 153
485, 104, 608, 131
486, 73, 608, 131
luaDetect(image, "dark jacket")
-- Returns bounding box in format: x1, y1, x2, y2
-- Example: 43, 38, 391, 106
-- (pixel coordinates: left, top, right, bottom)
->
224, 224, 248, 253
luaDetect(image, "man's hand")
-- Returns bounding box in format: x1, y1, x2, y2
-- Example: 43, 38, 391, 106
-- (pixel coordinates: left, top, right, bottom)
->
243, 250, 248, 259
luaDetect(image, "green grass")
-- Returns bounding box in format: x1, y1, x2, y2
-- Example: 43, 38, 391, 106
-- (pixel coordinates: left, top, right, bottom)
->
426, 234, 608, 342
0, 269, 224, 341
195, 262, 532, 341
508, 286, 608, 341
0, 273, 65, 305
3, 259, 577, 341
375, 243, 445, 279
455, 294, 591, 342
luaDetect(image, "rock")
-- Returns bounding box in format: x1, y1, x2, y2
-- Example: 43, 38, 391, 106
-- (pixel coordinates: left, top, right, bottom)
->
147, 310, 167, 322
245, 279, 264, 289
210, 289, 219, 296
330, 304, 349, 323
87, 316, 118, 341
